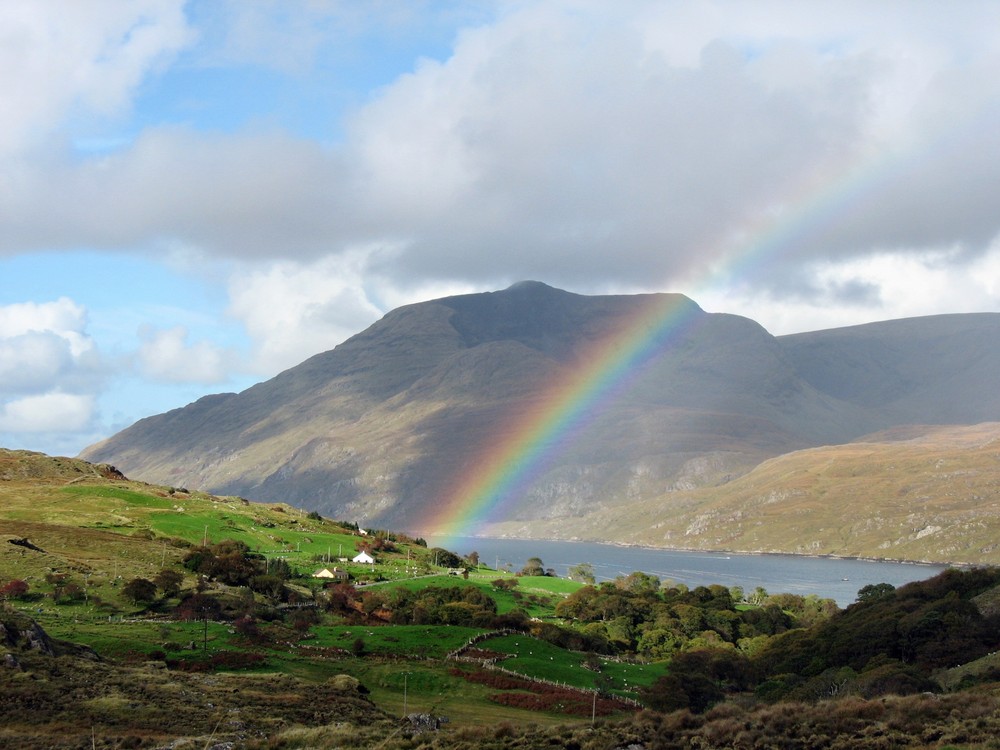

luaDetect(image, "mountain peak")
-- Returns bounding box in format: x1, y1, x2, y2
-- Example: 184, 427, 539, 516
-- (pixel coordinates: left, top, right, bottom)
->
504, 279, 560, 293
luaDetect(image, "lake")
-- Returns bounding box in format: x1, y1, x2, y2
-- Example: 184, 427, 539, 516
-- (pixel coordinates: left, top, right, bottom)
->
425, 536, 949, 607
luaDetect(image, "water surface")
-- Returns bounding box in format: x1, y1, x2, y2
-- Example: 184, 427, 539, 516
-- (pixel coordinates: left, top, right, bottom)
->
426, 536, 949, 607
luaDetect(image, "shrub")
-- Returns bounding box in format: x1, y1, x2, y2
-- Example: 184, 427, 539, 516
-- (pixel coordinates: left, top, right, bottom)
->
0, 579, 29, 600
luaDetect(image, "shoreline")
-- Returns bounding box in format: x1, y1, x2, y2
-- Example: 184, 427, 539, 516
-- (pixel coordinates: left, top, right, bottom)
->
425, 532, 967, 569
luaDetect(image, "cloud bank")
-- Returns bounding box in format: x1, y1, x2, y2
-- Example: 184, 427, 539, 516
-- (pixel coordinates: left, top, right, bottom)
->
2, 1, 1000, 453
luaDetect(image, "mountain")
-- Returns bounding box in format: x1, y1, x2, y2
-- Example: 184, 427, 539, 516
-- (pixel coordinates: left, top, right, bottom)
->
79, 282, 1000, 543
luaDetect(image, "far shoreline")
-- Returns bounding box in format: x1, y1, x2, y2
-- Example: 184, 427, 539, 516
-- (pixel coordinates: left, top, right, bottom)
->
422, 532, 971, 569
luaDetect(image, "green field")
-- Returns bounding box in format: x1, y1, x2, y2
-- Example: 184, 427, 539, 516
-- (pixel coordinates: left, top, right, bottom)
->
479, 633, 667, 696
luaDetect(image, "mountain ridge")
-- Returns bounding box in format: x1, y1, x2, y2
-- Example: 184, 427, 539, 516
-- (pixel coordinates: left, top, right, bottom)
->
79, 282, 1000, 546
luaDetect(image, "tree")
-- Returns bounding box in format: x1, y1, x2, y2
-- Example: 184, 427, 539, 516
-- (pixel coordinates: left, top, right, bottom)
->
857, 582, 896, 603
520, 556, 546, 576
122, 577, 157, 604
747, 586, 769, 606
268, 557, 293, 580
154, 568, 184, 597
466, 551, 480, 568
177, 593, 223, 651
568, 562, 596, 585
615, 571, 660, 594
250, 574, 287, 601
430, 547, 462, 568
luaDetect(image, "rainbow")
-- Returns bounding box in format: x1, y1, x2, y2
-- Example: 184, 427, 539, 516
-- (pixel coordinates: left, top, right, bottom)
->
424, 292, 704, 539
424, 101, 991, 541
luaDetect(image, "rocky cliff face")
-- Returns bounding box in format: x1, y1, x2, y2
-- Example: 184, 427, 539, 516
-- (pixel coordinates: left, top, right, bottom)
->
79, 282, 1000, 535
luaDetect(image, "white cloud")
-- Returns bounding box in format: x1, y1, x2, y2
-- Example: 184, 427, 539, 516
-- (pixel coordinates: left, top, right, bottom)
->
0, 332, 79, 395
0, 126, 356, 258
0, 297, 90, 351
0, 298, 103, 395
346, 1, 1000, 289
0, 393, 95, 433
227, 253, 384, 374
3, 1, 999, 302
137, 325, 228, 383
695, 236, 1000, 335
0, 0, 192, 157
0, 298, 105, 449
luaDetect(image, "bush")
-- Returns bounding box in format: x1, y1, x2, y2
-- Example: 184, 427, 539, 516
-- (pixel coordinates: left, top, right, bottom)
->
0, 579, 29, 600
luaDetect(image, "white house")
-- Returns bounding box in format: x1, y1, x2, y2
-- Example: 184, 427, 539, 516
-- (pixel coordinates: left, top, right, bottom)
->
352, 551, 375, 564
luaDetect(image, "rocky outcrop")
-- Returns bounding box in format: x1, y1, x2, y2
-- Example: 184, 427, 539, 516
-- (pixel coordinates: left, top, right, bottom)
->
0, 611, 99, 661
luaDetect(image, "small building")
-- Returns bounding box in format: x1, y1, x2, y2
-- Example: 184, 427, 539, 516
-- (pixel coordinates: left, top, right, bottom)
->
352, 551, 375, 564
313, 567, 349, 581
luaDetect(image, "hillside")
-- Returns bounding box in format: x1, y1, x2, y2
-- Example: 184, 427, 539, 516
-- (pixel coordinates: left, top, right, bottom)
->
4, 450, 1000, 748
498, 423, 1000, 564
79, 283, 1000, 549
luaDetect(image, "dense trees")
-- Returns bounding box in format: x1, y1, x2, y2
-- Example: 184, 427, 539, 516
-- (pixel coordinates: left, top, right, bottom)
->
359, 584, 500, 627
182, 540, 264, 586
628, 568, 1000, 712
555, 579, 798, 662
751, 567, 1000, 704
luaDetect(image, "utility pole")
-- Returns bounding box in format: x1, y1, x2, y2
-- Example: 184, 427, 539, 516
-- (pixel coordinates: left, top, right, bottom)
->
402, 673, 408, 717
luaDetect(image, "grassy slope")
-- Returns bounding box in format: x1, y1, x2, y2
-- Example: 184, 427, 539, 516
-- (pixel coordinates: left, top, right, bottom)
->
485, 423, 1000, 565
8, 449, 1000, 749
2, 448, 617, 742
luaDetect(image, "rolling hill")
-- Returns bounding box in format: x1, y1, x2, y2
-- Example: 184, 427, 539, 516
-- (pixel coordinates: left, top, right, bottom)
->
489, 422, 1000, 564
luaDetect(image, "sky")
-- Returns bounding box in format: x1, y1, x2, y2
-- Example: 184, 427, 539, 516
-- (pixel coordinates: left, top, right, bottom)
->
2, 1, 1000, 458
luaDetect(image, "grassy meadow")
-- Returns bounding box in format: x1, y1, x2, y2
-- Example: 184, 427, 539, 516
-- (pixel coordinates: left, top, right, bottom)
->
3, 449, 643, 741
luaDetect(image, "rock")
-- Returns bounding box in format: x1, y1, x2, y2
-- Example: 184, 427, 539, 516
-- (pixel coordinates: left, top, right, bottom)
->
404, 713, 448, 733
